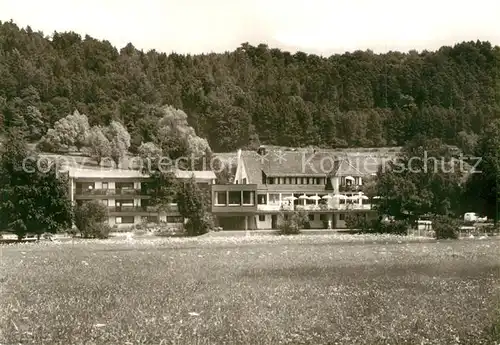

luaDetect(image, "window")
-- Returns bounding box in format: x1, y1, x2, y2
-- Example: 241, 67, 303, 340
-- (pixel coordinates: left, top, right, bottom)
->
257, 194, 267, 204
308, 214, 315, 221
142, 216, 158, 223
121, 216, 135, 224
197, 183, 209, 191
268, 177, 274, 184
228, 191, 241, 205
216, 191, 227, 205
258, 215, 266, 222
320, 214, 328, 221
102, 182, 108, 190
268, 194, 280, 204
339, 214, 345, 221
115, 216, 134, 224
167, 216, 184, 223
242, 178, 247, 184
242, 191, 255, 205
116, 182, 134, 189
102, 199, 109, 206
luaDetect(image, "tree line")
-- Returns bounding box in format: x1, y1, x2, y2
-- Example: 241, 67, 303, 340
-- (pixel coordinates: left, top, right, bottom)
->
0, 20, 499, 152
1, 121, 497, 240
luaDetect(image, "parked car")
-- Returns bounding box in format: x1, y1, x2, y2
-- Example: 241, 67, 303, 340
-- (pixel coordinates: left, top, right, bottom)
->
464, 212, 488, 223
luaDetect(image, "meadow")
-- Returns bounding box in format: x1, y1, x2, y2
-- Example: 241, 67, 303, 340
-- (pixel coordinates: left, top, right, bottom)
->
1, 235, 499, 345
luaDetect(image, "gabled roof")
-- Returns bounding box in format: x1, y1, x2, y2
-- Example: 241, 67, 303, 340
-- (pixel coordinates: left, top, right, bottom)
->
239, 149, 389, 184
334, 158, 364, 177
240, 150, 341, 184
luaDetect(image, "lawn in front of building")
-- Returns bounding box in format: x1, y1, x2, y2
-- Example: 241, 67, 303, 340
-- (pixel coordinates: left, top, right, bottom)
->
1, 236, 499, 345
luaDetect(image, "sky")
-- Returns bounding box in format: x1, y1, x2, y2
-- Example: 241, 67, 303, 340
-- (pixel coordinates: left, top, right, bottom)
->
1, 0, 499, 55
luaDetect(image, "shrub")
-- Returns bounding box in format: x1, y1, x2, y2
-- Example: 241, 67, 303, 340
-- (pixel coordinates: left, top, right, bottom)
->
278, 210, 308, 235
87, 223, 111, 239
74, 201, 109, 238
377, 221, 408, 235
345, 213, 371, 231
364, 219, 408, 235
153, 225, 184, 237
185, 212, 214, 236
433, 215, 460, 239
177, 177, 213, 236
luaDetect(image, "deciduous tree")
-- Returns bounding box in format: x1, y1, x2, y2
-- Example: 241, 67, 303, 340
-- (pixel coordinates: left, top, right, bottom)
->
0, 129, 73, 239
85, 126, 112, 165
105, 120, 131, 166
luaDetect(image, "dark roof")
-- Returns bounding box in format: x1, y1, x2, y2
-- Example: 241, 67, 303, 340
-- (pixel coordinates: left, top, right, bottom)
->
241, 150, 341, 183
240, 149, 391, 184
240, 150, 265, 184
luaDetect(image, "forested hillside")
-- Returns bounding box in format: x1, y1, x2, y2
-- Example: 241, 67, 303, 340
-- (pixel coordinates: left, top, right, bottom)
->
0, 20, 499, 152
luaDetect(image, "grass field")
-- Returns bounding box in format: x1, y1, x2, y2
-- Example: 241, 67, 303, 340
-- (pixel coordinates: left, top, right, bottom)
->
1, 235, 499, 345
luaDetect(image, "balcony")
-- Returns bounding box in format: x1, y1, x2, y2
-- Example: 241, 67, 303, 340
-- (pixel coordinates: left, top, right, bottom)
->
75, 188, 146, 198
257, 202, 373, 212
257, 203, 294, 212
76, 188, 109, 195
339, 185, 362, 193
336, 204, 372, 210
109, 205, 160, 214
115, 188, 142, 195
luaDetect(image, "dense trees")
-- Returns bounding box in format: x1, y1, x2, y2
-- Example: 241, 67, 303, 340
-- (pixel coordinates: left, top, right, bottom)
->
375, 137, 465, 223
0, 129, 73, 239
462, 119, 500, 223
0, 21, 498, 152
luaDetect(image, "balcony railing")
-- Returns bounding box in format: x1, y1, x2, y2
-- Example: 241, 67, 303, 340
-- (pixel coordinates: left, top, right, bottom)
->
257, 203, 294, 212
111, 206, 159, 212
338, 185, 362, 193
76, 188, 143, 196
336, 204, 372, 210
115, 189, 142, 195
256, 203, 373, 211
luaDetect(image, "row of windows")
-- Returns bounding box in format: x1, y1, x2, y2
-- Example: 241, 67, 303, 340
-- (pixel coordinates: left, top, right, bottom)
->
77, 182, 136, 189
99, 200, 136, 206
114, 216, 183, 224
266, 177, 326, 185
115, 216, 135, 224
256, 214, 357, 222
215, 191, 255, 205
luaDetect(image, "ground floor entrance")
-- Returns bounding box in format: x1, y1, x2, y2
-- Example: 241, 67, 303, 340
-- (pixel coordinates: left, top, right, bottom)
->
214, 211, 377, 230
271, 215, 278, 229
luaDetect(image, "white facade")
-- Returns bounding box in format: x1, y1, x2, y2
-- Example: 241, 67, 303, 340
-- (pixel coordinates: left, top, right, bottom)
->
68, 168, 216, 229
